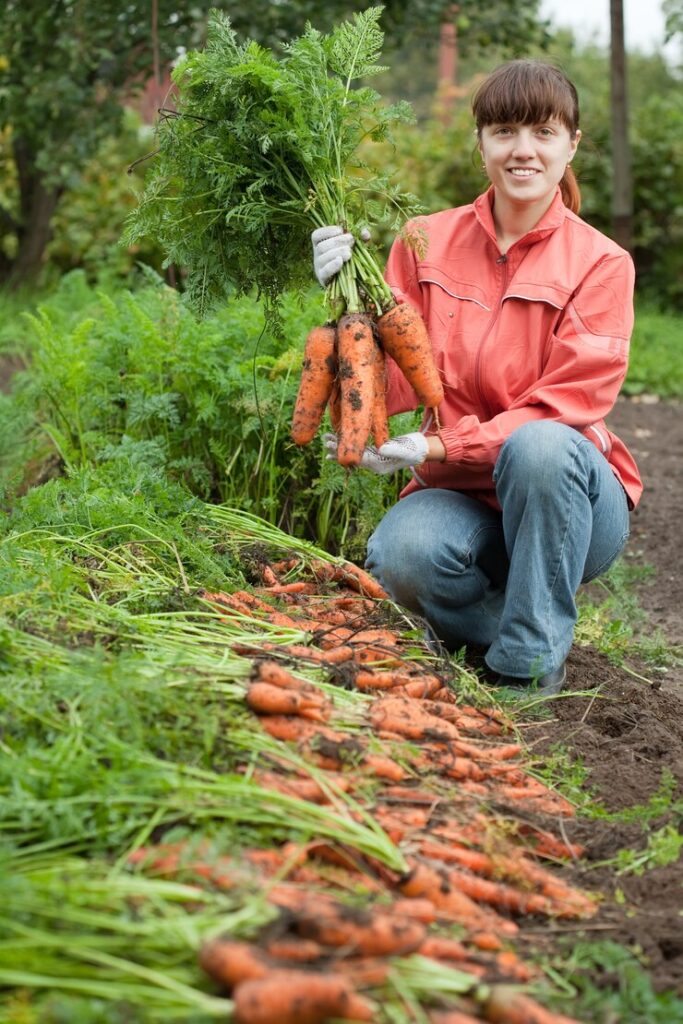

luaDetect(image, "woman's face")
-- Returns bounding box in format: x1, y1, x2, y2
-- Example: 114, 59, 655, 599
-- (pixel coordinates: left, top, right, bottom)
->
479, 117, 580, 213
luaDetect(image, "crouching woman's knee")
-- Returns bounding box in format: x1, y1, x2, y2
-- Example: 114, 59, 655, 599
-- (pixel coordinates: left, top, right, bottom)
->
494, 421, 582, 495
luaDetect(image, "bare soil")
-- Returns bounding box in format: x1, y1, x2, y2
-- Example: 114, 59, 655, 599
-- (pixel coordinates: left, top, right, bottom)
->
517, 397, 683, 996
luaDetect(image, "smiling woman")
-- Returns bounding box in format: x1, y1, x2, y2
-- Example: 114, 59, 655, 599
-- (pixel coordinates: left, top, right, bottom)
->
313, 58, 642, 699
473, 60, 582, 248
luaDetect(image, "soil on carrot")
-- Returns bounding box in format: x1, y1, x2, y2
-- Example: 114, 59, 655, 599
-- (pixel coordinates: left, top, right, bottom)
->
510, 397, 683, 996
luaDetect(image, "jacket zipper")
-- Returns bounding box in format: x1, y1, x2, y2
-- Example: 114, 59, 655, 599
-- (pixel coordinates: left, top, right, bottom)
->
474, 252, 509, 418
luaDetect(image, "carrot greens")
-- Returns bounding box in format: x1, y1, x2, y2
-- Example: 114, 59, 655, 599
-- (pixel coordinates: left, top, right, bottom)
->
123, 6, 419, 325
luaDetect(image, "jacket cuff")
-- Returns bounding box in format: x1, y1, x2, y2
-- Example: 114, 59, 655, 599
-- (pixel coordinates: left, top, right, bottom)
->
437, 425, 466, 463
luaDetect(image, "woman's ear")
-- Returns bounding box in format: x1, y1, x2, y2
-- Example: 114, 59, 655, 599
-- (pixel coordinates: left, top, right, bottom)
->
569, 128, 582, 161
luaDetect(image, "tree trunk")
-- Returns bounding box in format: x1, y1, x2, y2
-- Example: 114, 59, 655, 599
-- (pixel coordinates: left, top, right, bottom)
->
609, 0, 633, 252
437, 6, 459, 126
7, 137, 63, 288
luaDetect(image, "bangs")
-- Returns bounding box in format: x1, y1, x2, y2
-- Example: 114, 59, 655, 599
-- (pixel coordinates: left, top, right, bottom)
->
473, 60, 579, 133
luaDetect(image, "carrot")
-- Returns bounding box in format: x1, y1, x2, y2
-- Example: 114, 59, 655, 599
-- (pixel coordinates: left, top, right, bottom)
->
370, 344, 389, 447
369, 696, 462, 743
419, 936, 471, 962
392, 675, 445, 700
291, 325, 338, 446
328, 378, 342, 433
389, 897, 438, 924
263, 937, 324, 962
199, 939, 271, 990
429, 1011, 485, 1024
483, 985, 581, 1024
232, 969, 375, 1024
363, 752, 407, 782
251, 770, 340, 804
311, 558, 388, 600
377, 302, 444, 409
252, 659, 320, 692
354, 670, 414, 691
335, 312, 378, 466
256, 581, 314, 595
493, 950, 537, 982
258, 563, 280, 587
246, 681, 331, 722
295, 906, 426, 956
445, 868, 550, 916
334, 958, 392, 988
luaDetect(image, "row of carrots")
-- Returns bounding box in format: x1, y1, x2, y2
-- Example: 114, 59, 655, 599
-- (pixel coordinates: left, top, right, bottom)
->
132, 555, 589, 1022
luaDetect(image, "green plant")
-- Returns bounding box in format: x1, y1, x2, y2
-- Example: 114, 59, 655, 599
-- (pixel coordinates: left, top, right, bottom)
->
2, 272, 415, 556
124, 7, 419, 323
542, 940, 683, 1022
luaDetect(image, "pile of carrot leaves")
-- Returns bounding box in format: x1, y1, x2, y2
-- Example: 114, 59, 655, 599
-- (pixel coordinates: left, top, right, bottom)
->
123, 5, 419, 324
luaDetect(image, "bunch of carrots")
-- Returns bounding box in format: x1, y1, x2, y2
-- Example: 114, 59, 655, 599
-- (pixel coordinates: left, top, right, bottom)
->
290, 303, 444, 466
124, 552, 599, 1021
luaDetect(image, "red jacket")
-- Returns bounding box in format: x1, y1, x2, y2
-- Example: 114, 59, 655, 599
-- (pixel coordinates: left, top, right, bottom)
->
384, 187, 642, 509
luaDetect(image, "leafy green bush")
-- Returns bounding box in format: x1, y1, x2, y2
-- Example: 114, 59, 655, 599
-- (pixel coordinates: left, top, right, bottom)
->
626, 304, 683, 397
1, 272, 416, 558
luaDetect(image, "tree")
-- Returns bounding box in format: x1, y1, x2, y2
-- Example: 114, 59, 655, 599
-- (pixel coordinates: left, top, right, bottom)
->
0, 0, 546, 287
609, 0, 633, 251
0, 0, 221, 286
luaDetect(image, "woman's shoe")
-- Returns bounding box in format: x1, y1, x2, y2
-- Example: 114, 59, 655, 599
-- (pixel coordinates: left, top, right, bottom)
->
496, 663, 567, 696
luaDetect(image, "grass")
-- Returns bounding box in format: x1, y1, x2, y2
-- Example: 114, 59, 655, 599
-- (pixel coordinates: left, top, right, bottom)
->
626, 303, 683, 397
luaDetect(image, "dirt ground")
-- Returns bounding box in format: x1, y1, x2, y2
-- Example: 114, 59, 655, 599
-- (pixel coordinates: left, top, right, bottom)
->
520, 396, 683, 997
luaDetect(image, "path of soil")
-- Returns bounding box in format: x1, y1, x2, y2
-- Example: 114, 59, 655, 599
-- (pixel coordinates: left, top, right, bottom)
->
517, 396, 683, 997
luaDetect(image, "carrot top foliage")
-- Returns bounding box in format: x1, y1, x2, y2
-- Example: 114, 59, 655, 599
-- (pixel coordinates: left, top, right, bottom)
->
123, 6, 420, 325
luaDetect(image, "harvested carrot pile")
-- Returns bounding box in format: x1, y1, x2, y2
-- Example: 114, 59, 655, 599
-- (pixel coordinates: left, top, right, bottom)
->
133, 555, 591, 1023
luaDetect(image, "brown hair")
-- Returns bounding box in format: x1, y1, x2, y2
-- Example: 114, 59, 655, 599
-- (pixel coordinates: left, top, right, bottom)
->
472, 60, 581, 214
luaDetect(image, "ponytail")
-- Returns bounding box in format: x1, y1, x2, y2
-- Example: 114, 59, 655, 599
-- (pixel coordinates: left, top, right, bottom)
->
560, 163, 581, 214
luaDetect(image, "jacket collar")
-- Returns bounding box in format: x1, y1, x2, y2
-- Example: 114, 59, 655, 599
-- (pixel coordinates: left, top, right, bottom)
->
473, 185, 567, 251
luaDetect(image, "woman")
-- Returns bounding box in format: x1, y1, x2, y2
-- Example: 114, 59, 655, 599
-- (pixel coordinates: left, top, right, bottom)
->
312, 60, 641, 696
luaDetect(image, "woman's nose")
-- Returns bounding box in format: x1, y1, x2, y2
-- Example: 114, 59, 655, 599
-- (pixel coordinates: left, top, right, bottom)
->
511, 130, 535, 158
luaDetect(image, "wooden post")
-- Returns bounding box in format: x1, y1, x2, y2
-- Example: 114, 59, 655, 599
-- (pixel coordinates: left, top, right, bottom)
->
609, 0, 634, 252
437, 6, 459, 125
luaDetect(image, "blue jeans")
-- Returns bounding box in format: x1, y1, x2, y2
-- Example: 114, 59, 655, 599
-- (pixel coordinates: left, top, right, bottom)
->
365, 421, 630, 678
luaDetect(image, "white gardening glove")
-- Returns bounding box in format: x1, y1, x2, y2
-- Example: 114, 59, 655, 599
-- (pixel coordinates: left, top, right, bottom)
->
311, 225, 371, 287
323, 432, 429, 475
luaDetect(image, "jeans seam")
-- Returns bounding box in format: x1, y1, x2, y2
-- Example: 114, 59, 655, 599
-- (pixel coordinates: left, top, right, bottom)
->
540, 435, 582, 661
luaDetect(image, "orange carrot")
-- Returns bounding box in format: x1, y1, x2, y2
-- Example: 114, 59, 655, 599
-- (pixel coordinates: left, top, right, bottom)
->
335, 312, 378, 466
369, 696, 462, 742
445, 868, 550, 916
246, 681, 330, 722
199, 939, 271, 990
370, 345, 390, 447
334, 958, 392, 988
483, 986, 581, 1024
263, 937, 324, 962
392, 675, 445, 700
328, 378, 342, 434
419, 936, 470, 962
311, 559, 388, 600
252, 659, 314, 690
377, 302, 444, 409
389, 897, 438, 924
291, 325, 338, 446
232, 968, 375, 1024
295, 906, 426, 956
429, 1011, 484, 1024
256, 581, 314, 595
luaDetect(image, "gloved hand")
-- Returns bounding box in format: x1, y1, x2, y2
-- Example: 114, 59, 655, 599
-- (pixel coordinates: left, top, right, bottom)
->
323, 432, 429, 474
311, 225, 371, 287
